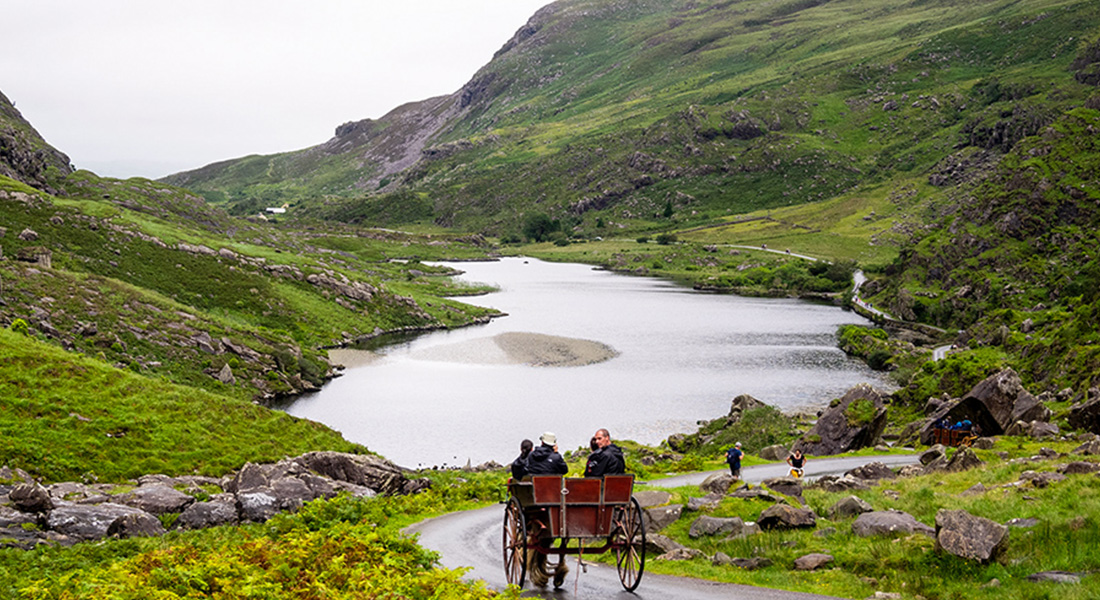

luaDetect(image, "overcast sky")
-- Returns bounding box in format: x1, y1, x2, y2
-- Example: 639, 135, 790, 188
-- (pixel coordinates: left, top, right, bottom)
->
0, 1, 551, 179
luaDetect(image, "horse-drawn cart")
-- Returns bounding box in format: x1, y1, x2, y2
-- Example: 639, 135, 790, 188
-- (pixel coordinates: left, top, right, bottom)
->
503, 474, 646, 591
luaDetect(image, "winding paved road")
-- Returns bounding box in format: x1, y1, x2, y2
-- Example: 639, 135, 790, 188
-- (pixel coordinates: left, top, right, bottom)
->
408, 454, 919, 599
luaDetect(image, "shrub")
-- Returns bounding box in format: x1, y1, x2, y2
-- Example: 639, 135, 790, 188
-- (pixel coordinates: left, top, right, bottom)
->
10, 318, 29, 335
656, 233, 678, 245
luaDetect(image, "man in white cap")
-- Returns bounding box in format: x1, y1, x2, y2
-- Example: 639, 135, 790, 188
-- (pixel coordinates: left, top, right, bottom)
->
525, 431, 569, 475
724, 441, 744, 479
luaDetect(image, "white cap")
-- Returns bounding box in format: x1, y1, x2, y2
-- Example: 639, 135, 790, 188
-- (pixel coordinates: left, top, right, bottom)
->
540, 432, 557, 445
735, 442, 742, 447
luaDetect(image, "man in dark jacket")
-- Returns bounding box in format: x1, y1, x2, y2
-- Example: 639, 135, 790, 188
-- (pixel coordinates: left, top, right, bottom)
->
526, 432, 569, 475
585, 428, 626, 477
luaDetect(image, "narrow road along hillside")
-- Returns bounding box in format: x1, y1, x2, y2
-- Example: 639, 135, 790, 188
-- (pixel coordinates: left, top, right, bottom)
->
408, 454, 919, 600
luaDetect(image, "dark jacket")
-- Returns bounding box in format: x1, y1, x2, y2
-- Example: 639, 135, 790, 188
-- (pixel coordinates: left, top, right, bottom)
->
511, 453, 529, 480
526, 443, 568, 475
584, 444, 625, 477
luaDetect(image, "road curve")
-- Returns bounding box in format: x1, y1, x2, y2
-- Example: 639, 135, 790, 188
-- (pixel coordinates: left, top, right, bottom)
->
408, 454, 919, 600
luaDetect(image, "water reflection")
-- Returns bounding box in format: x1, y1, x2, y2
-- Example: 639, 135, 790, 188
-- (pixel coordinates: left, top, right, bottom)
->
279, 257, 893, 468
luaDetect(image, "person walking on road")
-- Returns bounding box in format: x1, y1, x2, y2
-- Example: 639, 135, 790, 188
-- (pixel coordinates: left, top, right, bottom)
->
724, 442, 744, 479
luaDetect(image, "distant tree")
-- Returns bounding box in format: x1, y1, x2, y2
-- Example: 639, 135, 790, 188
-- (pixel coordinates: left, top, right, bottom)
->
656, 233, 678, 245
596, 217, 605, 229
663, 199, 674, 219
522, 213, 559, 242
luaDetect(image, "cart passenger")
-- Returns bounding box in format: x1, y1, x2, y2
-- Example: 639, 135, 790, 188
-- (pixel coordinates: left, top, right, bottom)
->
585, 428, 625, 477
511, 439, 533, 480
526, 432, 568, 475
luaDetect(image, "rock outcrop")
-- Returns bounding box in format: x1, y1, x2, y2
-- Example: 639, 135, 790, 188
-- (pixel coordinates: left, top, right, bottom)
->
0, 452, 422, 549
935, 509, 1008, 563
794, 384, 888, 455
920, 369, 1051, 443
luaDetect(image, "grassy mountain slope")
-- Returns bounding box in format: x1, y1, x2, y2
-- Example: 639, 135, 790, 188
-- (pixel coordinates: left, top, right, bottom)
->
164, 0, 1099, 237
0, 327, 360, 483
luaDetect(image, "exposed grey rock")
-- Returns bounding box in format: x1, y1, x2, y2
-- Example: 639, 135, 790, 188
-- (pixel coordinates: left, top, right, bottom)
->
920, 369, 1050, 443
645, 533, 687, 557
10, 482, 53, 513
794, 553, 833, 570
897, 465, 926, 478
1073, 440, 1100, 455
228, 463, 269, 493
762, 477, 803, 498
1019, 471, 1066, 488
1028, 421, 1059, 439
1067, 397, 1100, 434
935, 509, 1008, 563
1005, 517, 1040, 528
758, 504, 816, 530
829, 495, 873, 519
852, 510, 934, 538
115, 485, 195, 515
47, 502, 148, 541
18, 228, 39, 241
712, 551, 733, 566
845, 461, 896, 481
1027, 571, 1081, 584
727, 394, 767, 423
961, 483, 986, 496
237, 491, 279, 523
699, 473, 736, 495
177, 498, 239, 530
0, 506, 37, 528
1060, 461, 1100, 474
945, 448, 983, 472
215, 363, 235, 385
794, 384, 888, 456
295, 451, 411, 495
758, 444, 788, 461
644, 503, 683, 533
685, 493, 724, 511
973, 437, 996, 450
813, 474, 870, 492
689, 515, 745, 538
633, 490, 672, 508
728, 487, 780, 502
107, 512, 166, 538
656, 548, 705, 561
731, 557, 772, 570
0, 525, 46, 549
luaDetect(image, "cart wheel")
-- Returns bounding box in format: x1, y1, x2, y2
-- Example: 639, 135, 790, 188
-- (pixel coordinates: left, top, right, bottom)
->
502, 498, 527, 587
613, 497, 646, 591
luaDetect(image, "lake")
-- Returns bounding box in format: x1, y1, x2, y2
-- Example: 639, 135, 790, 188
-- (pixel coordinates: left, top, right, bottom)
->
278, 257, 893, 468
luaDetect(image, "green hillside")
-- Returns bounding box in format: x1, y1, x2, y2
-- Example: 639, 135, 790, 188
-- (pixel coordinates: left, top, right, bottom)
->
165, 0, 1099, 236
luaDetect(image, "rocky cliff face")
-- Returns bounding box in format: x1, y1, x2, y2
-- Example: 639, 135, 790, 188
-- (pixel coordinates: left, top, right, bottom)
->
0, 90, 73, 193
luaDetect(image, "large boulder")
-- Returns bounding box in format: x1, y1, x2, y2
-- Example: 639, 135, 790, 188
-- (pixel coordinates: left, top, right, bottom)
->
295, 452, 411, 495
920, 369, 1051, 443
1068, 398, 1100, 434
794, 553, 833, 571
686, 493, 724, 511
115, 485, 195, 515
645, 533, 688, 557
829, 496, 873, 519
762, 477, 803, 498
845, 461, 896, 481
9, 482, 53, 513
237, 491, 279, 523
46, 502, 150, 541
935, 509, 1008, 563
945, 448, 984, 472
758, 504, 816, 530
812, 474, 870, 493
852, 511, 934, 538
644, 504, 683, 533
758, 444, 788, 461
727, 394, 767, 424
793, 384, 887, 455
177, 498, 240, 530
699, 473, 736, 495
106, 512, 167, 538
689, 515, 750, 538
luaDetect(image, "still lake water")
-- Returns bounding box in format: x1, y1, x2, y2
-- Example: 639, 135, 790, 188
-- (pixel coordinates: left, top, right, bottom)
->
279, 257, 893, 468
